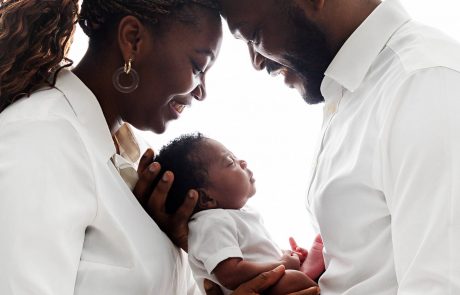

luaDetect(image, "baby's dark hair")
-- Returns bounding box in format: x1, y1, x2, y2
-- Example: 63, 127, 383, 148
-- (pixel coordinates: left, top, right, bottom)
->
153, 133, 210, 214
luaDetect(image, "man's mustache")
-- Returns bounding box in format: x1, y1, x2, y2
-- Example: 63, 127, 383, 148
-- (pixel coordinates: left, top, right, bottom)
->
265, 60, 284, 75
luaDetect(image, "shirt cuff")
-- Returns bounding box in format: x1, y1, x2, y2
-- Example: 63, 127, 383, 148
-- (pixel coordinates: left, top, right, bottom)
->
204, 246, 243, 274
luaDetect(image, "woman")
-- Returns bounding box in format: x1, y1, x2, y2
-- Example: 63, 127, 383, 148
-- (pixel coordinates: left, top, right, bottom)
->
0, 1, 319, 294
0, 0, 219, 294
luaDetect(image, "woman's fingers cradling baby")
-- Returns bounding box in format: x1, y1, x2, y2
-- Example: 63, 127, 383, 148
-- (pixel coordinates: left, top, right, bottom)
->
134, 148, 198, 252
134, 148, 157, 206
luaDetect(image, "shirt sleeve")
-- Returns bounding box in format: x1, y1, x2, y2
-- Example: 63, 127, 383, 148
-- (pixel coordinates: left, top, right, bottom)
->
188, 210, 243, 274
380, 67, 460, 293
0, 118, 97, 294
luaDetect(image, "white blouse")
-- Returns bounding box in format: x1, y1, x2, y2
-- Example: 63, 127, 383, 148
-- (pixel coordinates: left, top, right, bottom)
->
0, 70, 198, 295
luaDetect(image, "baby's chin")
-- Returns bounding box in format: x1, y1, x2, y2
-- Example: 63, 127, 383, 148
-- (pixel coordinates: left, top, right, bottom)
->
248, 187, 257, 199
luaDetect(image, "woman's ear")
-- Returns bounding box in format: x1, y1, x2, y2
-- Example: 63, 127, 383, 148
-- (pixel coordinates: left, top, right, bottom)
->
117, 15, 147, 62
197, 189, 218, 210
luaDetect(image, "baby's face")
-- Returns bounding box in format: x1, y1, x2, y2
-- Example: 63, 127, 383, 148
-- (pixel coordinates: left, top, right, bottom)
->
202, 138, 256, 209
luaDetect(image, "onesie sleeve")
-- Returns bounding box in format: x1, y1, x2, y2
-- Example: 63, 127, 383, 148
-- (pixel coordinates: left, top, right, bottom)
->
188, 209, 243, 274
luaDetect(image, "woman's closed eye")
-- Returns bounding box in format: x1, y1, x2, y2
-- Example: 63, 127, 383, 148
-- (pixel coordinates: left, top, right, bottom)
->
191, 60, 205, 76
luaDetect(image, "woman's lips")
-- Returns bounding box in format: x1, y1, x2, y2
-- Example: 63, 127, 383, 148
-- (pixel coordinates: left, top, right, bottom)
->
169, 100, 188, 118
170, 101, 186, 113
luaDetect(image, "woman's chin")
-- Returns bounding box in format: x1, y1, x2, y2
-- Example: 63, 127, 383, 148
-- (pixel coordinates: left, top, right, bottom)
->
151, 123, 167, 134
146, 117, 169, 134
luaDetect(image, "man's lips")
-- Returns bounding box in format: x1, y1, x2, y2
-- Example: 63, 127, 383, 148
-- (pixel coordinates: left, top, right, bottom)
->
266, 60, 284, 76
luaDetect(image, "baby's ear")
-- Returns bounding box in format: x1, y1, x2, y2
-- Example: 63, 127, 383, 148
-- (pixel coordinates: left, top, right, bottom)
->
197, 189, 218, 210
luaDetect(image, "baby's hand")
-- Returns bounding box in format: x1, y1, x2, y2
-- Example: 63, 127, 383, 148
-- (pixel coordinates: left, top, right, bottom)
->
280, 250, 301, 270
290, 235, 325, 281
289, 237, 308, 264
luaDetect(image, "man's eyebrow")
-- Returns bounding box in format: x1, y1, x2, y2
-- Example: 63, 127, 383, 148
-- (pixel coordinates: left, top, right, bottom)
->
195, 48, 216, 61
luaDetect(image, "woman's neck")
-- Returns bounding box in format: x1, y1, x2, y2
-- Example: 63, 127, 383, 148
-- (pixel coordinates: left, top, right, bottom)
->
72, 49, 122, 132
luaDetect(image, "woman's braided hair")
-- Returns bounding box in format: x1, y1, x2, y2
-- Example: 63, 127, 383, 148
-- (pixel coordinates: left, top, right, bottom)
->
0, 0, 219, 112
79, 0, 220, 46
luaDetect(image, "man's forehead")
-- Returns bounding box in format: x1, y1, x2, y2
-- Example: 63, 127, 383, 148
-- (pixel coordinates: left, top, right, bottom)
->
218, 0, 264, 32
218, 0, 262, 17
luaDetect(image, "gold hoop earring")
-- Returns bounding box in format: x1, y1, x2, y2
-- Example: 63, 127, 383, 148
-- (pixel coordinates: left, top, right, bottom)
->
112, 58, 140, 94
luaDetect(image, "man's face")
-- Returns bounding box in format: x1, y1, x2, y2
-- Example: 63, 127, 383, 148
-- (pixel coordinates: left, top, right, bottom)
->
219, 0, 333, 104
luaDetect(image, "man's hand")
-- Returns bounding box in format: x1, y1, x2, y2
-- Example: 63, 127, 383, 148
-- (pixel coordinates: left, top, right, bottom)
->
290, 235, 325, 281
133, 148, 198, 251
204, 265, 320, 295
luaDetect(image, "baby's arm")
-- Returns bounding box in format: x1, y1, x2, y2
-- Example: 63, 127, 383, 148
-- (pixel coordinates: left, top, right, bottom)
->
213, 253, 300, 291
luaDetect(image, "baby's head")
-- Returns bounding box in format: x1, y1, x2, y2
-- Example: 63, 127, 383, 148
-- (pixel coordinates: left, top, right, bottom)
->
153, 133, 256, 214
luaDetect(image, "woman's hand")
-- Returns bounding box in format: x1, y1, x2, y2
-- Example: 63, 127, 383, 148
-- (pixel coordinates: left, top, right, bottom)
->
134, 148, 198, 251
204, 265, 320, 295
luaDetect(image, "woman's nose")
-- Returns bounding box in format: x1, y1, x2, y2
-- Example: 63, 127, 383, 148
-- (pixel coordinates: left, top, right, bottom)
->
191, 84, 206, 101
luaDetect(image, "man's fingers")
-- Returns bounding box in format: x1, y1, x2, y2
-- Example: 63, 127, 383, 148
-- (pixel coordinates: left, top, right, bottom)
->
204, 279, 224, 295
241, 265, 285, 292
147, 171, 174, 217
287, 286, 321, 295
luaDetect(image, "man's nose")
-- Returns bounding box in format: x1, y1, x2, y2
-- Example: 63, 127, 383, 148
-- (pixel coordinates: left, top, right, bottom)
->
239, 160, 247, 169
248, 43, 266, 71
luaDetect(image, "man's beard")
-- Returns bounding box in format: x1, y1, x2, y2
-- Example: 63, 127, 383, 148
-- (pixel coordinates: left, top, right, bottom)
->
284, 5, 333, 104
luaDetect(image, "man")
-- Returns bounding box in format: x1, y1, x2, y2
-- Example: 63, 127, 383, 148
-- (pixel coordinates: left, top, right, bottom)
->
214, 0, 460, 294
145, 0, 460, 293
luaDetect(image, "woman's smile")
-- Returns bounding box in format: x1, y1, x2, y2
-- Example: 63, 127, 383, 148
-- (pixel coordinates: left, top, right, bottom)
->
169, 100, 188, 117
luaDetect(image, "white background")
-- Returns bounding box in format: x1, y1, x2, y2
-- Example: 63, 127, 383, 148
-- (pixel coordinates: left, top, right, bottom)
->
69, 0, 460, 249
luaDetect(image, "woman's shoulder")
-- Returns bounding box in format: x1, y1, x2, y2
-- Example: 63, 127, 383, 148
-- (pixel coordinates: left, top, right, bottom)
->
0, 87, 90, 159
0, 86, 75, 126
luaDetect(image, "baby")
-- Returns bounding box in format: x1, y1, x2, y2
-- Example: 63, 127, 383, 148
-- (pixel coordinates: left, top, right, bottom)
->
153, 133, 324, 295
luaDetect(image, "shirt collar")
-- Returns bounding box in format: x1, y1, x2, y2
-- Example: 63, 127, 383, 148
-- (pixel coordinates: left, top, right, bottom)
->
113, 122, 141, 164
54, 69, 116, 161
323, 0, 411, 95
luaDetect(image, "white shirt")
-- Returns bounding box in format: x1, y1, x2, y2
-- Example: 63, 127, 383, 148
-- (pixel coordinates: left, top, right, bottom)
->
188, 207, 282, 295
0, 70, 198, 295
306, 0, 460, 294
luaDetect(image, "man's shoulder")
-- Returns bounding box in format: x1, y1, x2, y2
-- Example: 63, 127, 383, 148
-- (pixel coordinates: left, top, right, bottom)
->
386, 20, 460, 74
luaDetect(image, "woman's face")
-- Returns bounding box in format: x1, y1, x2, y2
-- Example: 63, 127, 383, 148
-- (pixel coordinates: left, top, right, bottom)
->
122, 9, 223, 133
